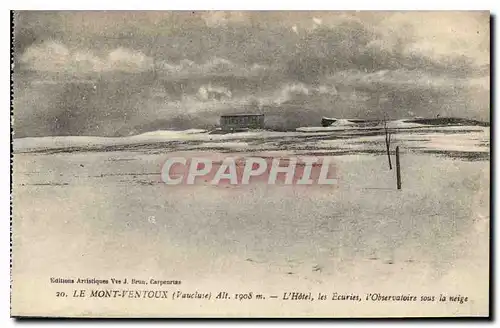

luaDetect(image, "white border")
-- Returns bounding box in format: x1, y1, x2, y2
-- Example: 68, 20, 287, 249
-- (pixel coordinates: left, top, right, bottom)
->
1, 6, 12, 328
6, 0, 500, 10
2, 1, 498, 327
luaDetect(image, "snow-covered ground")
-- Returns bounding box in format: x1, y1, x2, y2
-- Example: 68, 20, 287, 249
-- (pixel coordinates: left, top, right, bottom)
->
14, 124, 489, 157
11, 124, 490, 317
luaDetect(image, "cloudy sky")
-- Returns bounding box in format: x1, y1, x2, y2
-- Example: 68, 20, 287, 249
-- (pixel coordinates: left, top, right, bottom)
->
13, 11, 490, 137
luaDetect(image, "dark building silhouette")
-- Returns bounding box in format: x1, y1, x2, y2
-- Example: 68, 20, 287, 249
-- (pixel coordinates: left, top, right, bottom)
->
220, 114, 265, 132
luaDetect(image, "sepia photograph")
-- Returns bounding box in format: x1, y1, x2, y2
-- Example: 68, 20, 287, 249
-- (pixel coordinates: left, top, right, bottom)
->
10, 10, 490, 318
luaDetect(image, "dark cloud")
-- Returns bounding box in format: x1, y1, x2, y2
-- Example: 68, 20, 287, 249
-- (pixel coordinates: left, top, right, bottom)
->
12, 11, 489, 137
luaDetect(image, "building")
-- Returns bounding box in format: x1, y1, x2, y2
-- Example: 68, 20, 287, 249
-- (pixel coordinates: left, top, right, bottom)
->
220, 114, 265, 131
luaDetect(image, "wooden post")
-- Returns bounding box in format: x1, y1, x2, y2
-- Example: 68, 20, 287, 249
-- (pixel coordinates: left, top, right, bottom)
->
384, 119, 392, 170
396, 146, 401, 190
385, 134, 392, 170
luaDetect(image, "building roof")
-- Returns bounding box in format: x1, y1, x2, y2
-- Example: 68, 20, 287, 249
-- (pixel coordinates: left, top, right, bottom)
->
220, 113, 264, 117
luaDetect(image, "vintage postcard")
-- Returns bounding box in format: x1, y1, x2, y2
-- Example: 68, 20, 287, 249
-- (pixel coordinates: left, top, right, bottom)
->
10, 11, 490, 318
